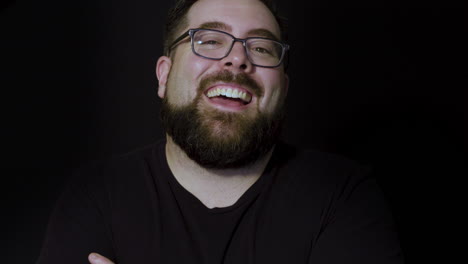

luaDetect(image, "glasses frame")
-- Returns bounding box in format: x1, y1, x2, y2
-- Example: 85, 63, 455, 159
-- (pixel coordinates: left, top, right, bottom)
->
168, 28, 290, 68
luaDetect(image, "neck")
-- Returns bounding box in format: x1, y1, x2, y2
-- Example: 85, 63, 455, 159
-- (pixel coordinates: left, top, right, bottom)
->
165, 135, 274, 209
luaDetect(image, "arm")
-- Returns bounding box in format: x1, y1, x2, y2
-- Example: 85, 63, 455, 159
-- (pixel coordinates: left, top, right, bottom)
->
36, 168, 116, 264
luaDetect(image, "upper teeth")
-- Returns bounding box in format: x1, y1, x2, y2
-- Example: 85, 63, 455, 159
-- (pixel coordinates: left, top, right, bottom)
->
206, 87, 252, 103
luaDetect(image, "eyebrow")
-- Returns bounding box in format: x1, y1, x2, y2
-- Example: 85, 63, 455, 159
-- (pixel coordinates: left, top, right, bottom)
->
198, 21, 280, 41
247, 28, 279, 42
199, 21, 231, 31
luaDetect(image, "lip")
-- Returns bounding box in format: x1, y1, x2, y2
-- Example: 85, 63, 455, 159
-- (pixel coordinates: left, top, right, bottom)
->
202, 82, 255, 112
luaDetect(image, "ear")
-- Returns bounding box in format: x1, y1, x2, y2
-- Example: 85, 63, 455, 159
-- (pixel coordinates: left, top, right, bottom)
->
156, 56, 172, 99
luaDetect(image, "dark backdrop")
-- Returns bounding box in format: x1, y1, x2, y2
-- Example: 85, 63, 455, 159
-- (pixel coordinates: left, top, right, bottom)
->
1, 1, 466, 263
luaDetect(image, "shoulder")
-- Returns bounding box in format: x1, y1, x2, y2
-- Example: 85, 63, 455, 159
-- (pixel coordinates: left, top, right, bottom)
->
271, 141, 373, 194
274, 141, 370, 178
66, 140, 164, 191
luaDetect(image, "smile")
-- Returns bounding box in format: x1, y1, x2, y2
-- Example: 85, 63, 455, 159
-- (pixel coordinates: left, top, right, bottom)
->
206, 86, 252, 104
203, 83, 255, 111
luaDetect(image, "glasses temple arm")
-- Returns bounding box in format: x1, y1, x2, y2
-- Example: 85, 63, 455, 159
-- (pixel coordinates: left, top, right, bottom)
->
167, 30, 191, 55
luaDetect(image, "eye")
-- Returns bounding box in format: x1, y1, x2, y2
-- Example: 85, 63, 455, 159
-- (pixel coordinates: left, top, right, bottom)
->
248, 39, 279, 57
194, 32, 227, 47
252, 47, 271, 54
251, 46, 275, 57
198, 39, 221, 45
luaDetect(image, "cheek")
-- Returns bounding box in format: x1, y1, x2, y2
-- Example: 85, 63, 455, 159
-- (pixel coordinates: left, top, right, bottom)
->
258, 73, 286, 113
167, 55, 212, 105
191, 58, 212, 81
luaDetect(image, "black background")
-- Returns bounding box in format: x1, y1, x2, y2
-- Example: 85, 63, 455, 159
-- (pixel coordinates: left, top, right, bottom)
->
1, 0, 466, 263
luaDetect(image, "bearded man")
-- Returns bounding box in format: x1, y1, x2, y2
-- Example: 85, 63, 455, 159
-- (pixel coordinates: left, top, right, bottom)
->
37, 0, 404, 263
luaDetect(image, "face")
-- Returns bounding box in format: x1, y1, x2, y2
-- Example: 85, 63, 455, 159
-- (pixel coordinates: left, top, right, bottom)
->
156, 0, 289, 168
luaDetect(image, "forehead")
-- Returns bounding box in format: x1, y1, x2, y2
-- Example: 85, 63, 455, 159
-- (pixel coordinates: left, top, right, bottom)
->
186, 0, 281, 39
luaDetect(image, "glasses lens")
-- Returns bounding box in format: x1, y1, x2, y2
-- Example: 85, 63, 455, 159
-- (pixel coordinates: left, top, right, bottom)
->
246, 39, 283, 67
193, 30, 231, 59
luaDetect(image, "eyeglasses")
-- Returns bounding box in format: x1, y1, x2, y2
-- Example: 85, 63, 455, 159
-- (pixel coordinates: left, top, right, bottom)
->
168, 28, 289, 68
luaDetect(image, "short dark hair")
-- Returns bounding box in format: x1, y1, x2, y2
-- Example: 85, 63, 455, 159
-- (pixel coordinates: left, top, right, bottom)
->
162, 0, 288, 57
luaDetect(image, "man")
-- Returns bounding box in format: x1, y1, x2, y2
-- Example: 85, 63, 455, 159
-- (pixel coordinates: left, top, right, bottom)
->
37, 0, 404, 263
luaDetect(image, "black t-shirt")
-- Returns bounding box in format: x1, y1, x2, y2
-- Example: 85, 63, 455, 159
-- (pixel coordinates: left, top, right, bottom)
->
37, 140, 404, 264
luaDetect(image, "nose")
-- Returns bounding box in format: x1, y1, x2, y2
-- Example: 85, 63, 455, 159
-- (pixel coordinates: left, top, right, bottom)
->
220, 41, 252, 72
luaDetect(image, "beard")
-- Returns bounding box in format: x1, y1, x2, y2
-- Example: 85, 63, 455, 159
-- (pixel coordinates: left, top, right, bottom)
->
160, 70, 285, 169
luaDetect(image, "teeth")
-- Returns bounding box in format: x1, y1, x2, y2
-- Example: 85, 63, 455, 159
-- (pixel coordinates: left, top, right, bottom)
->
206, 87, 252, 103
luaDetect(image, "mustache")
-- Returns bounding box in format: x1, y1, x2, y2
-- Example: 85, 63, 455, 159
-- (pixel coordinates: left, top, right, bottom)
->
198, 70, 263, 97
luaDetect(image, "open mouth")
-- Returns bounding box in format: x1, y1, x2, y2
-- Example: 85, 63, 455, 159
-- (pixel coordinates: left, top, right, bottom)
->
205, 85, 253, 108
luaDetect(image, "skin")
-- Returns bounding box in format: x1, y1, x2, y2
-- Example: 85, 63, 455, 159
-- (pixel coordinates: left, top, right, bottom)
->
88, 253, 114, 264
157, 0, 288, 115
88, 0, 288, 263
